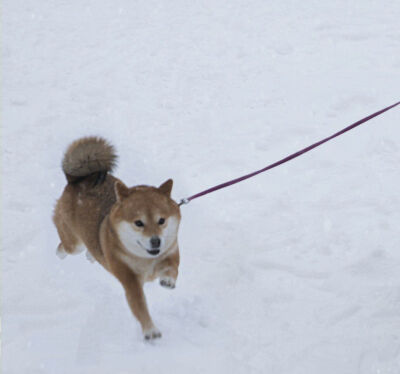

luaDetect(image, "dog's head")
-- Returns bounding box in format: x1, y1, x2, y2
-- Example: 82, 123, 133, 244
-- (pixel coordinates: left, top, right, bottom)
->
112, 179, 181, 258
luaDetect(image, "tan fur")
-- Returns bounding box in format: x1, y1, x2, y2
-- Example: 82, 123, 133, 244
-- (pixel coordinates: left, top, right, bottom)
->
53, 137, 181, 340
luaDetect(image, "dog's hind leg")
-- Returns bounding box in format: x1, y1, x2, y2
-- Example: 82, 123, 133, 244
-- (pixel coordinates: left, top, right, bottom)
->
56, 243, 68, 259
54, 218, 84, 259
85, 250, 96, 263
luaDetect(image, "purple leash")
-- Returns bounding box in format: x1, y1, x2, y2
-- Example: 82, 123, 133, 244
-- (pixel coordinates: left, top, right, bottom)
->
178, 100, 400, 206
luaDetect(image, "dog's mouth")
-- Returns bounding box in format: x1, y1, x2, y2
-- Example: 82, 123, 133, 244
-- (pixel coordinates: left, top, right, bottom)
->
137, 241, 160, 256
146, 249, 160, 256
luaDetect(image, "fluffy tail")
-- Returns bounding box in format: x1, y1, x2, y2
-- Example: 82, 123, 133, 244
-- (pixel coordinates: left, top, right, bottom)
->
62, 137, 117, 184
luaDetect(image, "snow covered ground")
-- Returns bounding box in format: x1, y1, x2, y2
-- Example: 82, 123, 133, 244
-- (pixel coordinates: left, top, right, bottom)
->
3, 0, 400, 373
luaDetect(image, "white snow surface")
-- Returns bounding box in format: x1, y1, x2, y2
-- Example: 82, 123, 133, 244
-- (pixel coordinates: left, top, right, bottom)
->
3, 1, 400, 373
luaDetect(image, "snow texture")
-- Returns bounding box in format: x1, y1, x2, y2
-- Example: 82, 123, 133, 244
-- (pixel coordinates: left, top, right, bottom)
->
2, 1, 400, 373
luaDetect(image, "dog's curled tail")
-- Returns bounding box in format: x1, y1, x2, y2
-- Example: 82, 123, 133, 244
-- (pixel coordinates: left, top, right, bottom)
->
62, 137, 117, 184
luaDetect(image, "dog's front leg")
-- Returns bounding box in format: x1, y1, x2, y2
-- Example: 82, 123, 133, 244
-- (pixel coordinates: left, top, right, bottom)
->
156, 249, 180, 289
117, 268, 161, 340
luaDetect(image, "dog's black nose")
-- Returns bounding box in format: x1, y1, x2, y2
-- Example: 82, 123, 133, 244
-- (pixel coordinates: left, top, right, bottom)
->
150, 236, 161, 249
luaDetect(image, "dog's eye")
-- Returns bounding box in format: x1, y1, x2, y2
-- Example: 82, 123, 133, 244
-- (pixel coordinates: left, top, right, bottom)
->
158, 218, 165, 225
134, 220, 144, 227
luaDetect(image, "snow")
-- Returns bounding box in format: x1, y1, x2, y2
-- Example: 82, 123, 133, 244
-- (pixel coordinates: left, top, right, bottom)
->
2, 0, 400, 373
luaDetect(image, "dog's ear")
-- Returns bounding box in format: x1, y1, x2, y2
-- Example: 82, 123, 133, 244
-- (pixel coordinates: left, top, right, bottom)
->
114, 181, 130, 202
159, 179, 173, 197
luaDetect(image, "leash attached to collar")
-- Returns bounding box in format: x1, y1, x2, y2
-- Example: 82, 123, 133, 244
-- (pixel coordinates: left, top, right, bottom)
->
178, 100, 400, 207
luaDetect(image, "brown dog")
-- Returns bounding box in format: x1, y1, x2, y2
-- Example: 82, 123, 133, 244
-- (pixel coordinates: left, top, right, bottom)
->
53, 137, 181, 339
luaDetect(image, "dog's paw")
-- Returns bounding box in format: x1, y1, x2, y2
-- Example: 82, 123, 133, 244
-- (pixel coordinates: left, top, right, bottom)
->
56, 244, 67, 260
143, 326, 162, 340
86, 251, 96, 263
160, 276, 176, 289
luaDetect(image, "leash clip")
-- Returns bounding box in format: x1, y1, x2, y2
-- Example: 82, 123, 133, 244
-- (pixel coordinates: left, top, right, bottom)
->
178, 198, 190, 206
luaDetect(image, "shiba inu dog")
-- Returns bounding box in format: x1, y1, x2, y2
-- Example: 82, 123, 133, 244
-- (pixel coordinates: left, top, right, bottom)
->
53, 137, 181, 340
